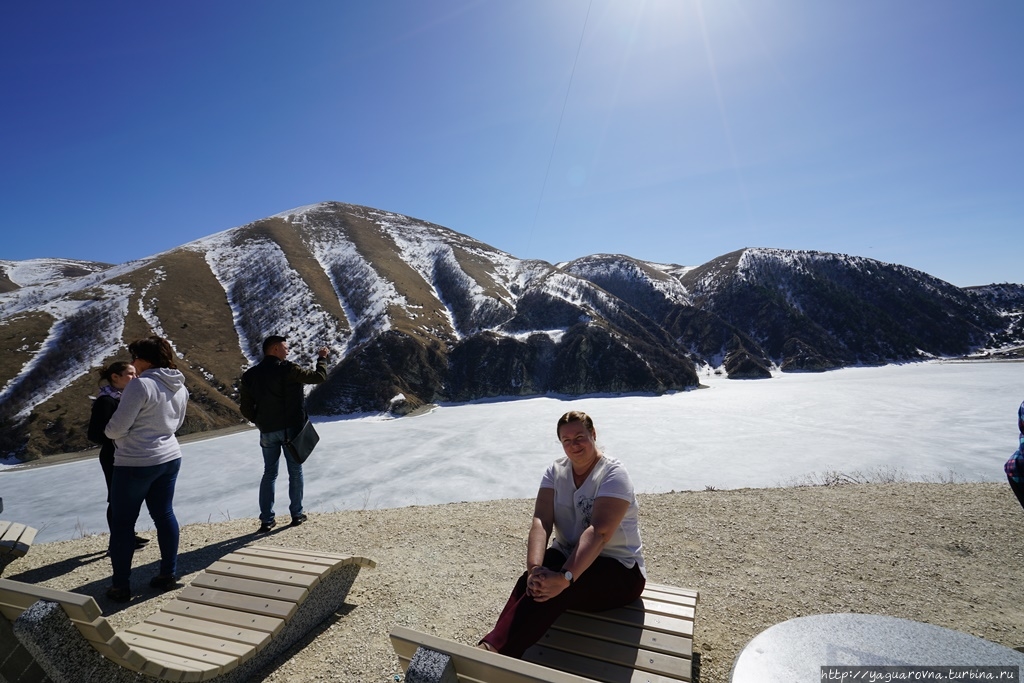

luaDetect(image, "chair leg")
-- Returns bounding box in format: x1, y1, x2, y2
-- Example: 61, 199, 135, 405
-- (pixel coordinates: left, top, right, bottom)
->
12, 601, 139, 683
405, 647, 459, 683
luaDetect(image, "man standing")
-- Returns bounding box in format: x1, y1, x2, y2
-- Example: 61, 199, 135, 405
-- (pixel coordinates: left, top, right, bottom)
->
240, 335, 329, 533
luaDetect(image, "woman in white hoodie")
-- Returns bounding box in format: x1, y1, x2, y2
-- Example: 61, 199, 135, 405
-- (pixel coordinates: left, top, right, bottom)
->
104, 336, 189, 603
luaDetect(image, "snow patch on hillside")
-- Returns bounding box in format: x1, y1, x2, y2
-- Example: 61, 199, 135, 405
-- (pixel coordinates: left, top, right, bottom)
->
0, 259, 148, 318
0, 291, 129, 419
200, 230, 345, 364
301, 221, 401, 350
138, 268, 169, 338
272, 202, 333, 220
381, 215, 495, 338
0, 258, 110, 288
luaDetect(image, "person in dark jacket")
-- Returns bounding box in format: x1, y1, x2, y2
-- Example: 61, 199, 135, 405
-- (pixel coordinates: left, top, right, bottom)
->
87, 361, 149, 548
239, 335, 329, 533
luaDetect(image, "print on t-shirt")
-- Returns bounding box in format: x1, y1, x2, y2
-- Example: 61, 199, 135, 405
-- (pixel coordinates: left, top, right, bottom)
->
577, 496, 594, 528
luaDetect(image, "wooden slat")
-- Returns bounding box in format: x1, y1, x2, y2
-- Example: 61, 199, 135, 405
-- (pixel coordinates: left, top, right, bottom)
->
129, 645, 215, 682
551, 612, 692, 658
233, 547, 342, 569
89, 639, 146, 671
251, 546, 376, 567
123, 623, 255, 661
217, 552, 333, 579
74, 615, 118, 643
0, 521, 10, 538
531, 628, 692, 680
391, 626, 596, 683
643, 584, 699, 600
622, 597, 695, 622
569, 604, 693, 638
206, 560, 323, 588
0, 522, 25, 546
0, 523, 35, 558
189, 573, 308, 603
143, 610, 273, 649
0, 578, 102, 622
160, 599, 285, 635
176, 585, 297, 620
525, 644, 688, 683
641, 593, 697, 610
98, 636, 150, 672
115, 632, 239, 669
10, 526, 36, 556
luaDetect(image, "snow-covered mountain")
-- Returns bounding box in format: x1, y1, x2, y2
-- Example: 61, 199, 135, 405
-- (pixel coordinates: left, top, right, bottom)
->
1, 201, 1020, 461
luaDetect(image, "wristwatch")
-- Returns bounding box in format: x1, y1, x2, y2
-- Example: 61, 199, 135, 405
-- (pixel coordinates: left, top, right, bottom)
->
563, 570, 574, 585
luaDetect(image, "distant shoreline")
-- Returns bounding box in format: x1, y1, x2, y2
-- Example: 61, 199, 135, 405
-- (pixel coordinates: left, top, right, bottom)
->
2, 423, 255, 471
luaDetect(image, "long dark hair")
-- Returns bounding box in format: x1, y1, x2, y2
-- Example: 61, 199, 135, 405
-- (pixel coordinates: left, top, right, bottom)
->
98, 361, 132, 386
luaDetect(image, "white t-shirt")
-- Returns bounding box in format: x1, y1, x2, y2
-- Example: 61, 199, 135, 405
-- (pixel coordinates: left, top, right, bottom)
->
540, 455, 646, 578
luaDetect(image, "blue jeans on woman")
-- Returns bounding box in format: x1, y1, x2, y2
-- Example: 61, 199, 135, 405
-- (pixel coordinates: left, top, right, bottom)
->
109, 458, 181, 590
259, 427, 303, 524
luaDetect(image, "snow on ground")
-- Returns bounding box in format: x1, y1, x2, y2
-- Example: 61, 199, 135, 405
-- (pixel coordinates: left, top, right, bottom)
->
0, 259, 109, 288
2, 361, 1021, 543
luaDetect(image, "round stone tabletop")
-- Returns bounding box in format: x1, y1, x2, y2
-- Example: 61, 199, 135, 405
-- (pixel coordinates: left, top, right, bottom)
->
730, 613, 1024, 683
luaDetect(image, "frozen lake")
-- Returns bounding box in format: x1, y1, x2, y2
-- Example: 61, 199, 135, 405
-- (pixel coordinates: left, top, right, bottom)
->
2, 361, 1021, 543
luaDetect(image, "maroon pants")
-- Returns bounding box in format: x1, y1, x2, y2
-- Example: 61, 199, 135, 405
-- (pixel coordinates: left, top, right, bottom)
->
481, 547, 646, 658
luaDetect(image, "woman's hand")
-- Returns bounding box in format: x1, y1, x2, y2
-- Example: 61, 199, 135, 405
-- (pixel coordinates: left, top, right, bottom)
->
526, 566, 570, 603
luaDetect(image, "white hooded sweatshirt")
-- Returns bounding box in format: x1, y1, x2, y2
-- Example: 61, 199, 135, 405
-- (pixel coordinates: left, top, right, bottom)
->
105, 367, 189, 467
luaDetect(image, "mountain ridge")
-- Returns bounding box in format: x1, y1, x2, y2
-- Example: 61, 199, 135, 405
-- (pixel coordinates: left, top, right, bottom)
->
2, 201, 1021, 461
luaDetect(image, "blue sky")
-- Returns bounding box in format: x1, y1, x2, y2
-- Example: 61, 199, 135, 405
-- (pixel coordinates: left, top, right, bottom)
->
2, 1, 1020, 287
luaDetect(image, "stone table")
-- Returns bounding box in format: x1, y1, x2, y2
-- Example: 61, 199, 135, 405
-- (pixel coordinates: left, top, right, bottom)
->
730, 613, 1024, 682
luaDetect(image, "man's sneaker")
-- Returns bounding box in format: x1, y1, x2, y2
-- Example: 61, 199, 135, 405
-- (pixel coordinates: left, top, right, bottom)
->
106, 586, 131, 603
257, 519, 277, 534
149, 575, 181, 591
290, 513, 308, 527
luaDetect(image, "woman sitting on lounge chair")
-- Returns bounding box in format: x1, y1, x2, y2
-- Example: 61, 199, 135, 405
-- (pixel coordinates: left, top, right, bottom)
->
479, 410, 646, 657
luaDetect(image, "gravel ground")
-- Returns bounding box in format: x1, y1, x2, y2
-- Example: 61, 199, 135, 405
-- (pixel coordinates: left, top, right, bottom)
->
6, 482, 1024, 682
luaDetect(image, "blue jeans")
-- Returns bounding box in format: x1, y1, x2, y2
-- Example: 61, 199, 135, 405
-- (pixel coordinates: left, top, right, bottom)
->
259, 428, 303, 524
109, 458, 181, 589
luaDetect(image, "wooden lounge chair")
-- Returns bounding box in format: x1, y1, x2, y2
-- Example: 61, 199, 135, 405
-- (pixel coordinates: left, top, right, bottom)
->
391, 582, 698, 683
0, 521, 38, 575
0, 546, 375, 683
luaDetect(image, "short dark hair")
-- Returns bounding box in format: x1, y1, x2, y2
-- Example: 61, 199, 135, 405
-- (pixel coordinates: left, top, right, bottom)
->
128, 336, 178, 369
262, 335, 287, 355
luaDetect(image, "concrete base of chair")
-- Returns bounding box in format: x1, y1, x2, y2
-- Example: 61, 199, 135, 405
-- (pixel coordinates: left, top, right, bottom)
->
12, 563, 366, 683
12, 601, 114, 683
405, 647, 458, 683
0, 607, 53, 683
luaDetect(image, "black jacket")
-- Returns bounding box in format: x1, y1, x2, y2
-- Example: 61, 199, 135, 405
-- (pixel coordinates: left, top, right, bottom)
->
239, 356, 328, 433
88, 394, 118, 476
